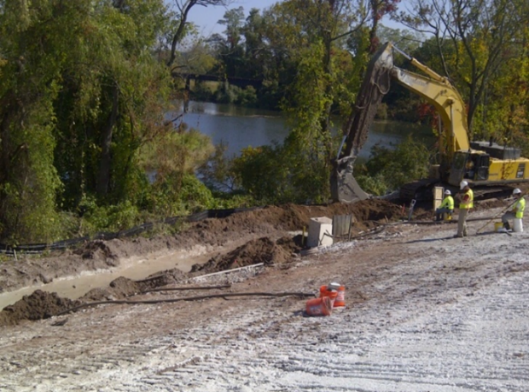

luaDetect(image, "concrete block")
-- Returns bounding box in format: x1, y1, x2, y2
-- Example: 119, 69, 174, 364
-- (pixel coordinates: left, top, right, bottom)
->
307, 217, 333, 248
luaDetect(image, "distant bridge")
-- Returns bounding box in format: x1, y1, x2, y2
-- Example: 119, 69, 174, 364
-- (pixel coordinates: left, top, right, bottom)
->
177, 73, 263, 89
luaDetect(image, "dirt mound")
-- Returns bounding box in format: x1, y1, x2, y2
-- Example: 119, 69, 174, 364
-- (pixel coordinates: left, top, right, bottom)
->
191, 236, 299, 274
0, 199, 406, 326
74, 240, 119, 262
186, 199, 402, 236
0, 271, 191, 326
79, 270, 188, 302
79, 277, 143, 302
0, 290, 80, 326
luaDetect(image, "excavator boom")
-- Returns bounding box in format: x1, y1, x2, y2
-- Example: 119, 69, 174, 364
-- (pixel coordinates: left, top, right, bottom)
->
331, 42, 473, 203
330, 43, 393, 203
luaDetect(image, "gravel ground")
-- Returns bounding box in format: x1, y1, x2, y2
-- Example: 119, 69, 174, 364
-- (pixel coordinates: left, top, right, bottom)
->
1, 208, 528, 392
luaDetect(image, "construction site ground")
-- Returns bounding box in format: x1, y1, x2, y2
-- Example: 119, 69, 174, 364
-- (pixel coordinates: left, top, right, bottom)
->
0, 198, 528, 391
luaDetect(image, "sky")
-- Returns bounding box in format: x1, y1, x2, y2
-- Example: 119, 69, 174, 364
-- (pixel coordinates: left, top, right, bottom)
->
188, 0, 277, 36
187, 0, 410, 37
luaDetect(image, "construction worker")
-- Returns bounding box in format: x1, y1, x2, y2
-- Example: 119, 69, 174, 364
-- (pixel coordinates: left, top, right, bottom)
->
501, 188, 525, 230
455, 180, 473, 237
435, 190, 454, 221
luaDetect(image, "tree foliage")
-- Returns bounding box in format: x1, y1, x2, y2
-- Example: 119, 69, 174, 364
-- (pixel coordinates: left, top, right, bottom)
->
397, 0, 526, 137
0, 0, 220, 243
355, 136, 431, 195
3, 0, 527, 244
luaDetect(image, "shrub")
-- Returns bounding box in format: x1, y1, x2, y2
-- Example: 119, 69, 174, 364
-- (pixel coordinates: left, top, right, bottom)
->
356, 136, 431, 195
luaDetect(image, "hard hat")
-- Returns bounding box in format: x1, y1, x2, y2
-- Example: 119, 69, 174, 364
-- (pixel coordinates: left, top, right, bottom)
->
460, 180, 468, 190
513, 188, 522, 195
444, 190, 451, 195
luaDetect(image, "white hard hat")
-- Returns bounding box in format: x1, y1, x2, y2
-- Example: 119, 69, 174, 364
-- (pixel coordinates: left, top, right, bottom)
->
513, 188, 522, 195
444, 190, 451, 195
460, 180, 468, 190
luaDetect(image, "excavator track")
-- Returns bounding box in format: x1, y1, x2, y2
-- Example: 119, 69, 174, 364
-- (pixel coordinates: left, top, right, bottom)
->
399, 181, 516, 203
399, 179, 438, 201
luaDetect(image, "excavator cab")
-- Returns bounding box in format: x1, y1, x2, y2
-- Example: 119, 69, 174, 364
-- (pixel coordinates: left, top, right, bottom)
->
448, 151, 490, 186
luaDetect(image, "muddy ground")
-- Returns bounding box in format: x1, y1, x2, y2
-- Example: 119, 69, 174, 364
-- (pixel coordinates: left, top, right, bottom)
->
1, 196, 528, 391
0, 199, 404, 326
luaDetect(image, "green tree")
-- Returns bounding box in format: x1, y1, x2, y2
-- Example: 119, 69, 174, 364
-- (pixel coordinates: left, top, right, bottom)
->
0, 0, 88, 242
398, 0, 525, 136
52, 0, 175, 206
0, 0, 218, 243
262, 0, 399, 200
165, 0, 229, 69
356, 136, 431, 195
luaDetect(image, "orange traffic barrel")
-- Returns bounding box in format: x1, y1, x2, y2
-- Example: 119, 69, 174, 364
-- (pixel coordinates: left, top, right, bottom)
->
320, 282, 345, 308
305, 297, 332, 316
319, 285, 338, 307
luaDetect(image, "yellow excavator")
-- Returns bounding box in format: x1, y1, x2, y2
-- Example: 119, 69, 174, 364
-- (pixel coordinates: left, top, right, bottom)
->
331, 42, 529, 203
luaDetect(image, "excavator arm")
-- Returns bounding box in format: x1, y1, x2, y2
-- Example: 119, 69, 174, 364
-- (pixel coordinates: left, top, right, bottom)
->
331, 42, 471, 203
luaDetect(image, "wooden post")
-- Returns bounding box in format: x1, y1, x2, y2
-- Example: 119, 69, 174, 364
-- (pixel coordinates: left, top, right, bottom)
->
434, 186, 443, 211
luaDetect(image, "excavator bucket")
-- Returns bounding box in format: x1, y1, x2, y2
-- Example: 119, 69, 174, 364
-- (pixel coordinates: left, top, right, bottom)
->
330, 157, 369, 203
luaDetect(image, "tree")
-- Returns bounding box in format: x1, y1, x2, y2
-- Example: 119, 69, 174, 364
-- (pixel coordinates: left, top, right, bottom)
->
215, 6, 247, 78
217, 0, 401, 202
397, 0, 525, 136
0, 0, 218, 242
51, 0, 175, 205
367, 0, 402, 52
0, 0, 89, 242
165, 0, 230, 69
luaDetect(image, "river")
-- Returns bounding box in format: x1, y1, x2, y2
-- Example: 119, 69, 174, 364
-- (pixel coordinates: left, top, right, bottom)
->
178, 101, 435, 159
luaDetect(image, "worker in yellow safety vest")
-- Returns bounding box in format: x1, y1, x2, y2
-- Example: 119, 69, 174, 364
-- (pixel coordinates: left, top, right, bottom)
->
455, 180, 473, 238
435, 190, 454, 221
502, 188, 525, 230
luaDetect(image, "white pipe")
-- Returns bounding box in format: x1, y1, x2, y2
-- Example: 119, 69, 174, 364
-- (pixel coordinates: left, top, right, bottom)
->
192, 263, 265, 280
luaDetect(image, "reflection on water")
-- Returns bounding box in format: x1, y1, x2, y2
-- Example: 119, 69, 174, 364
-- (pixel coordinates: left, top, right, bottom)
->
170, 101, 435, 159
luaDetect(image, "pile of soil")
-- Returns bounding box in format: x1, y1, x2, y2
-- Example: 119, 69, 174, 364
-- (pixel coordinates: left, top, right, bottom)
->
80, 269, 188, 302
74, 240, 119, 261
0, 271, 192, 327
0, 235, 302, 326
0, 290, 81, 326
190, 236, 302, 274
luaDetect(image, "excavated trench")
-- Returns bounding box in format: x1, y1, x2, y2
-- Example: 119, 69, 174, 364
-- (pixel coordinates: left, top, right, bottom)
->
0, 200, 405, 327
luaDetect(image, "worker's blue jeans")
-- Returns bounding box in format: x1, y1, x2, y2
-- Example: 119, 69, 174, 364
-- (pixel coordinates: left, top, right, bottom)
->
435, 207, 453, 221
